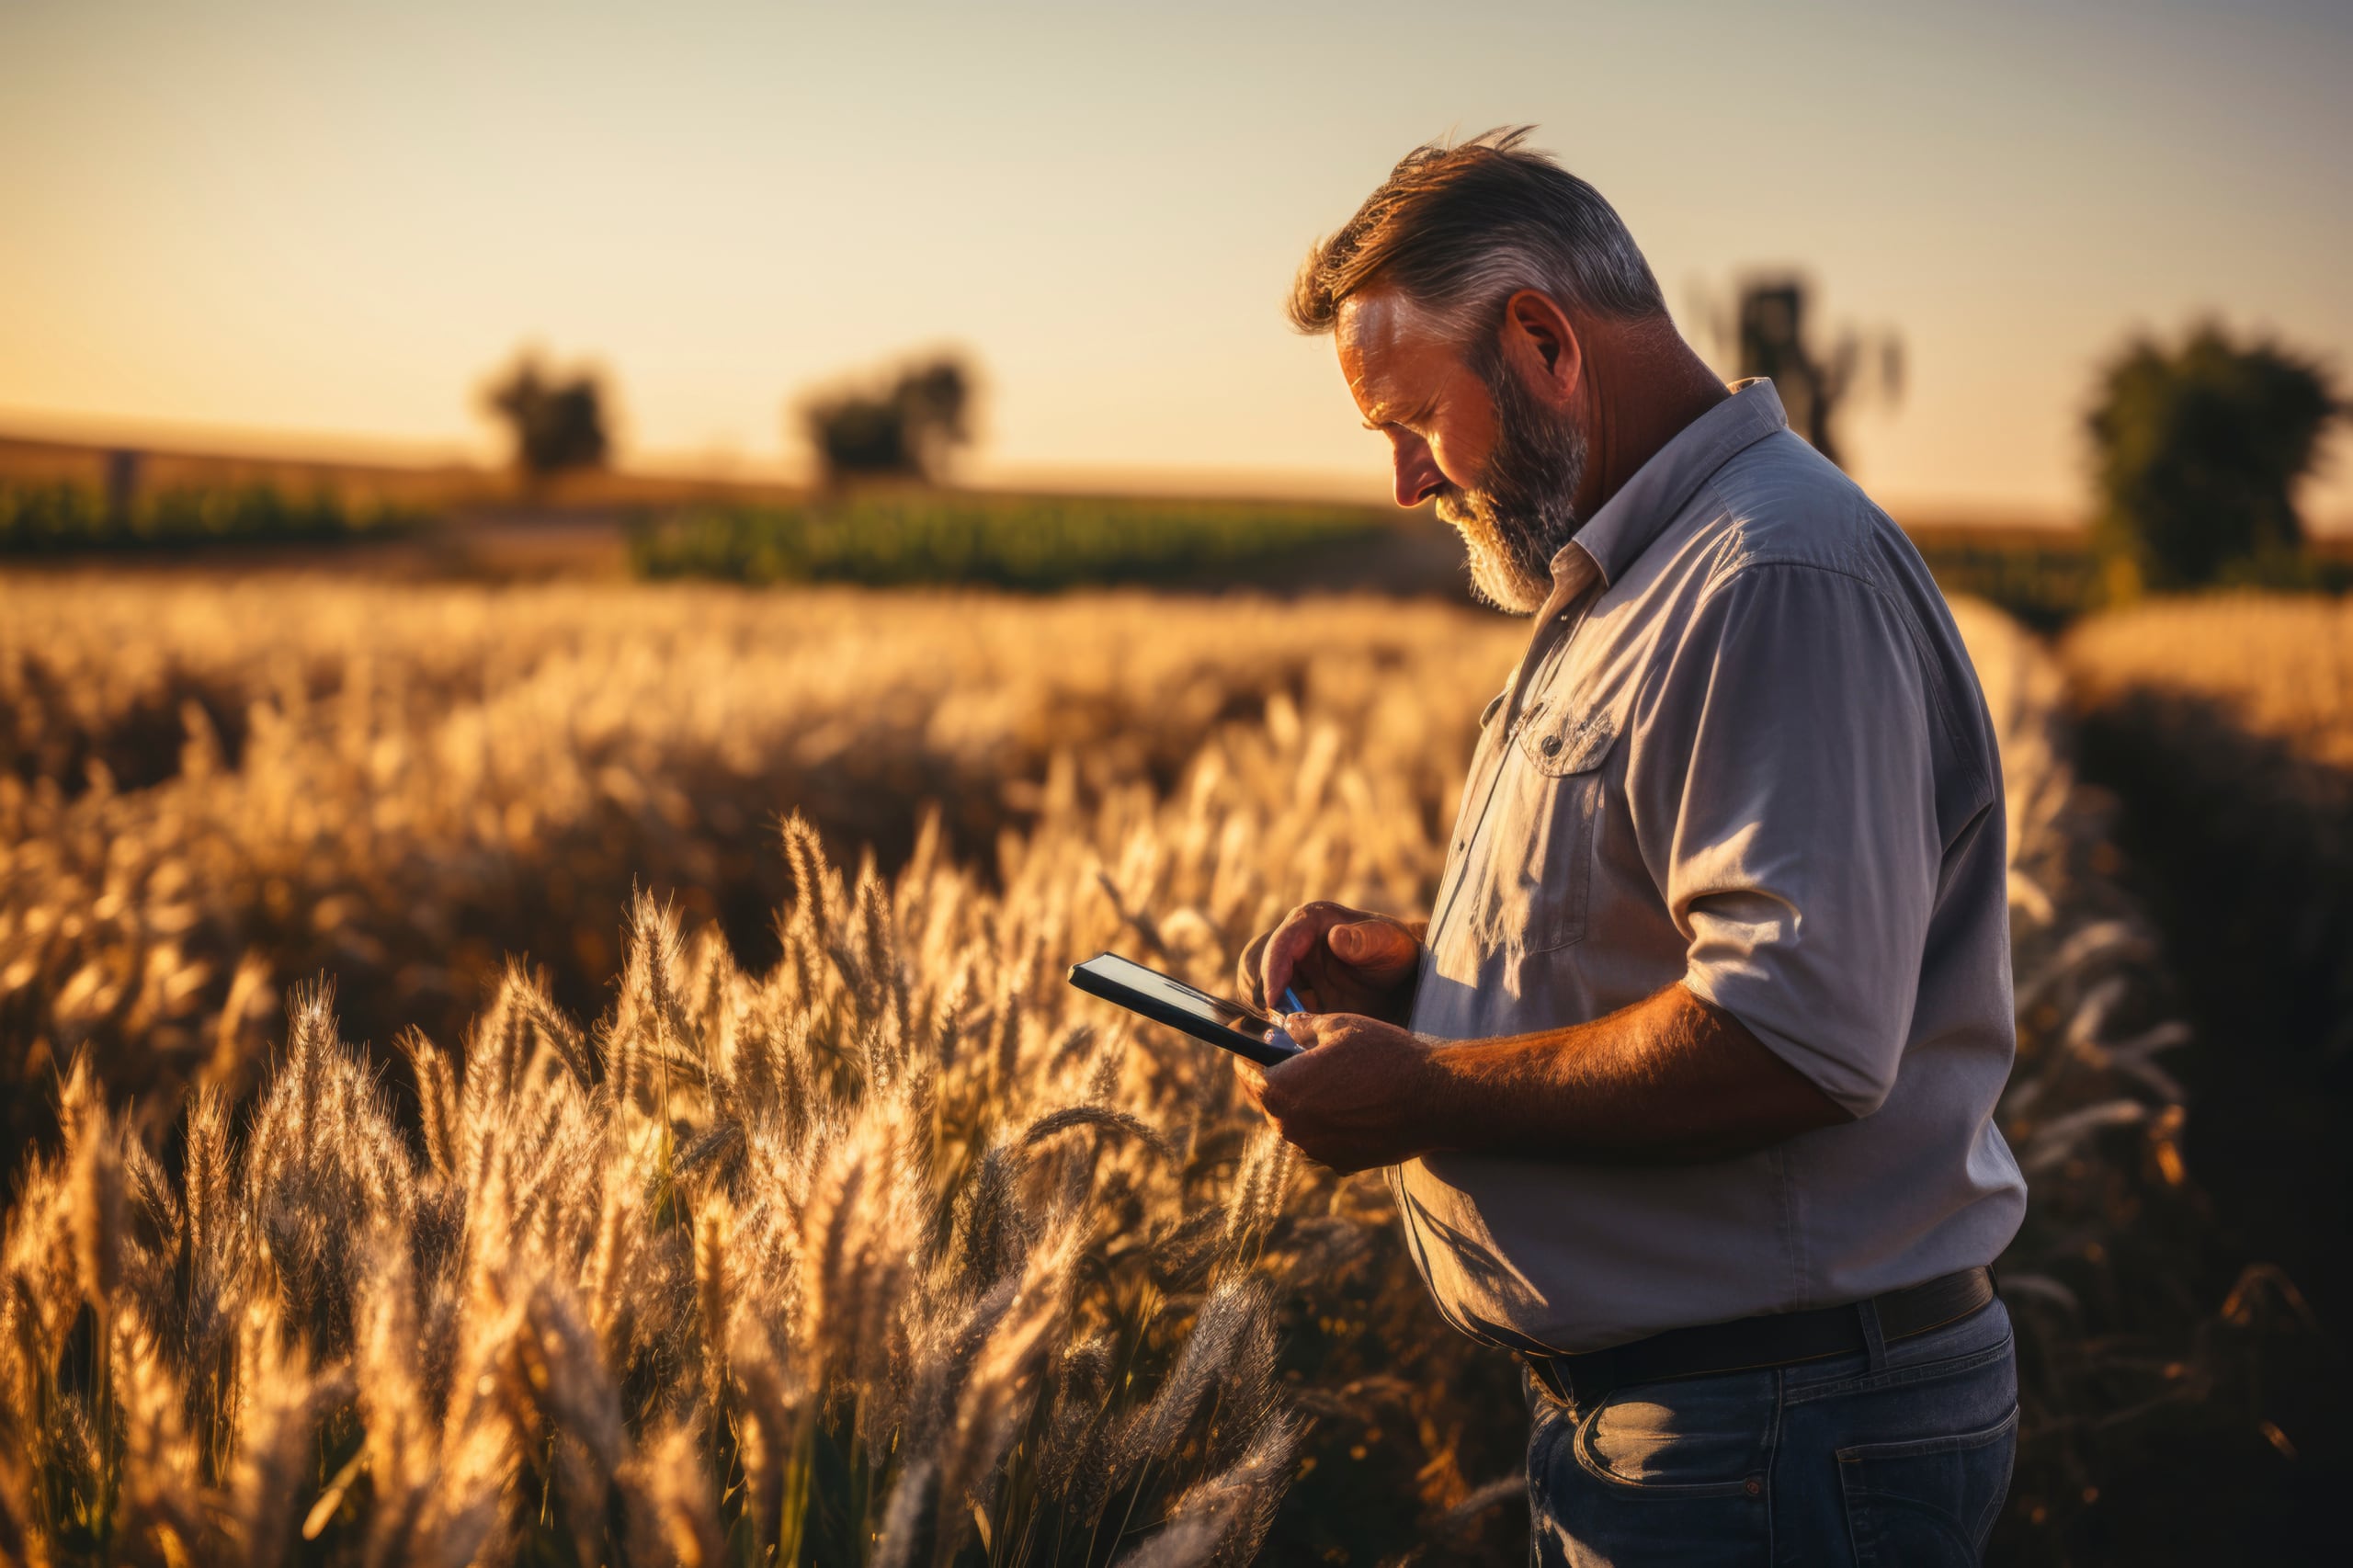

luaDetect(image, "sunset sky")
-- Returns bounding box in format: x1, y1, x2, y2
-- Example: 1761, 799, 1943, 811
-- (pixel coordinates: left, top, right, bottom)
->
3, 0, 2348, 521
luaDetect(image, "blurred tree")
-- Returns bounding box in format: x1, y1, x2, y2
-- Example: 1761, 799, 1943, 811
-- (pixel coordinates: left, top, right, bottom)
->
800, 354, 975, 486
2089, 322, 2342, 598
483, 352, 611, 481
1699, 276, 1901, 471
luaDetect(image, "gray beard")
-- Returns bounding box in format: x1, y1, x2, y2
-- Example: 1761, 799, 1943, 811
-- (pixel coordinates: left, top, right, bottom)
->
1434, 345, 1589, 614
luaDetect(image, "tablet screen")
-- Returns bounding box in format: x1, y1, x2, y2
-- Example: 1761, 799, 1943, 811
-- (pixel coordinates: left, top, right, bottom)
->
1077, 953, 1275, 1033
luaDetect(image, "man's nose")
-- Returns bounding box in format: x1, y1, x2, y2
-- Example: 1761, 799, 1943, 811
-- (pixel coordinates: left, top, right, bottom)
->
1391, 433, 1446, 508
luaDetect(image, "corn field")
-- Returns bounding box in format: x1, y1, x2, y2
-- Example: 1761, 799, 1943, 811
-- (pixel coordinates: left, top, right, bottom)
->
0, 573, 2295, 1565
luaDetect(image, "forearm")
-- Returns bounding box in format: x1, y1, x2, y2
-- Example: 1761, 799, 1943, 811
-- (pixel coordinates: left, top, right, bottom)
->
1426, 983, 1851, 1164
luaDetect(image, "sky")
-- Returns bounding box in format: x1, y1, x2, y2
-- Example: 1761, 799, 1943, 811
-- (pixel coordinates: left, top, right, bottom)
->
2, 0, 2348, 521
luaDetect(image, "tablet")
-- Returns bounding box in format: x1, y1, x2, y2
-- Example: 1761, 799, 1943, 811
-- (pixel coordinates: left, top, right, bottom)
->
1066, 952, 1304, 1068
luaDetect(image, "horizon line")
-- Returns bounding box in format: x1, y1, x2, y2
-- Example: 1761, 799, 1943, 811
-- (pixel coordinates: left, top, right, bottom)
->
12, 404, 2323, 534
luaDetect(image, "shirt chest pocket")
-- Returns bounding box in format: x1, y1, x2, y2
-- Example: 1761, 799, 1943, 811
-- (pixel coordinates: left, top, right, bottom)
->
1471, 702, 1620, 959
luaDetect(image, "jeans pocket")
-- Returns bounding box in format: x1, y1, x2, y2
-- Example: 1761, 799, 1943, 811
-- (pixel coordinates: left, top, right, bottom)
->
1836, 1403, 2018, 1565
1569, 1375, 1775, 1498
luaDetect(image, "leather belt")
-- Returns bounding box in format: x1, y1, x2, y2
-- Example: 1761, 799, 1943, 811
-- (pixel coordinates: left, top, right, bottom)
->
1522, 1266, 1997, 1410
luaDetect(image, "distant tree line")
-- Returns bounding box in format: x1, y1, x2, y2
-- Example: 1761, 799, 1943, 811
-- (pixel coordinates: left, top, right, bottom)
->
482, 303, 2344, 611
480, 347, 976, 492
1708, 278, 2343, 605
483, 353, 612, 484
2088, 323, 2341, 598
799, 356, 974, 487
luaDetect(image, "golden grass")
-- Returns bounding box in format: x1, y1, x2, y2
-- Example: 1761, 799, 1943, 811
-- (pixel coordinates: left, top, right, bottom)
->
2064, 592, 2353, 771
2060, 594, 2353, 1366
0, 574, 2252, 1563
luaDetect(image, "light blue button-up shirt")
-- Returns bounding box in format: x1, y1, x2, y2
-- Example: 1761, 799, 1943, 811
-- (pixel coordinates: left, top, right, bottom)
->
1396, 379, 2028, 1355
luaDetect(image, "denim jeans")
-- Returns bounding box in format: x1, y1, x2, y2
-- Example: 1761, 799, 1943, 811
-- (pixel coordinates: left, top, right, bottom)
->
1525, 1298, 2018, 1566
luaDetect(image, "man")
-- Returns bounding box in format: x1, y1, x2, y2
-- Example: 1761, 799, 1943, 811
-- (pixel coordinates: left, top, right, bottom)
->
1233, 130, 2028, 1565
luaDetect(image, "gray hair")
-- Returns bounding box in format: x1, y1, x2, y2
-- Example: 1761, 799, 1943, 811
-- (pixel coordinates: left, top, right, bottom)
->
1287, 127, 1666, 343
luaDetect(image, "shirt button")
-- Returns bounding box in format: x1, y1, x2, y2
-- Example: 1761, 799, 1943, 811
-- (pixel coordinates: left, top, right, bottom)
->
1540, 734, 1563, 756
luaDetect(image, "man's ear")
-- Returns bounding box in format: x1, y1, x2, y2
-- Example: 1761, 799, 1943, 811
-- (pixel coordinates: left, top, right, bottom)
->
1499, 290, 1584, 405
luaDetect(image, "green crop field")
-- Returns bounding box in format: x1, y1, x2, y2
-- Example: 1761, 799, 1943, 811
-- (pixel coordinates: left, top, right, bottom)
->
629, 491, 1404, 590
0, 479, 425, 554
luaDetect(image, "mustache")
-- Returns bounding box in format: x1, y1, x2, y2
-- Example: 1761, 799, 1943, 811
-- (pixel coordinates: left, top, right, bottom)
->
1430, 480, 1493, 521
1429, 474, 1564, 535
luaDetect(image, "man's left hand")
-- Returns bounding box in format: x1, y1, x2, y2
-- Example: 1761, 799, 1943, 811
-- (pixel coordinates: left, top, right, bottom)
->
1232, 1011, 1453, 1175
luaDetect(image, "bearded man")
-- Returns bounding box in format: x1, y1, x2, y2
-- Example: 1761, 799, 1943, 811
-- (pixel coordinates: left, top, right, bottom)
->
1233, 130, 2027, 1566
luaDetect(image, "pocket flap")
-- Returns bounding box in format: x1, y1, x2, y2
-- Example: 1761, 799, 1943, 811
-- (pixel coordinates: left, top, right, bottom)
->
1520, 707, 1620, 776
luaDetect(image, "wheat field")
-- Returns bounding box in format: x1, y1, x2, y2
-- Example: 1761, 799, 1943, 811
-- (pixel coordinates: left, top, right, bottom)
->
0, 574, 2255, 1565
2064, 594, 2353, 768
2063, 592, 2353, 1058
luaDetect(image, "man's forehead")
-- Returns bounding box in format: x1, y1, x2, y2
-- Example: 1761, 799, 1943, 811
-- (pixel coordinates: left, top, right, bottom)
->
1336, 290, 1442, 412
1336, 290, 1425, 358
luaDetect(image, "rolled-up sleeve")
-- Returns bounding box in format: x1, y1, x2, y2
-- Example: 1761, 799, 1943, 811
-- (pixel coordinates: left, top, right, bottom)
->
1634, 562, 1945, 1117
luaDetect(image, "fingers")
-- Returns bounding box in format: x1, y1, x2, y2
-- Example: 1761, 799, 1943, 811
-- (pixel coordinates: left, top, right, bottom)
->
1259, 911, 1318, 1010
1249, 903, 1419, 1028
1229, 1055, 1270, 1113
1261, 902, 1354, 1008
1234, 929, 1271, 1008
1327, 919, 1419, 976
1275, 1012, 1323, 1051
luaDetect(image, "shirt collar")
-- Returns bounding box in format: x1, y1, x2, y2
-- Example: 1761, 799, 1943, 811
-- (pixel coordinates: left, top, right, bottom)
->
1552, 377, 1790, 591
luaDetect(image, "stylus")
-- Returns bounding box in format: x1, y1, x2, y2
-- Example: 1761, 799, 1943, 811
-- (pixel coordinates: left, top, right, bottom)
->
1280, 986, 1307, 1016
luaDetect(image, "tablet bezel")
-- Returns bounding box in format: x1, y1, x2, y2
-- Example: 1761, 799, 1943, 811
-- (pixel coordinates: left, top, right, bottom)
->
1067, 951, 1303, 1068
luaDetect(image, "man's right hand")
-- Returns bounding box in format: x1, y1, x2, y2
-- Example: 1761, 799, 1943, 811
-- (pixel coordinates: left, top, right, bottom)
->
1236, 901, 1425, 1028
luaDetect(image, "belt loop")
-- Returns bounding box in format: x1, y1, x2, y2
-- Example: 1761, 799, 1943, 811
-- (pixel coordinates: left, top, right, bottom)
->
1857, 1298, 1890, 1374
